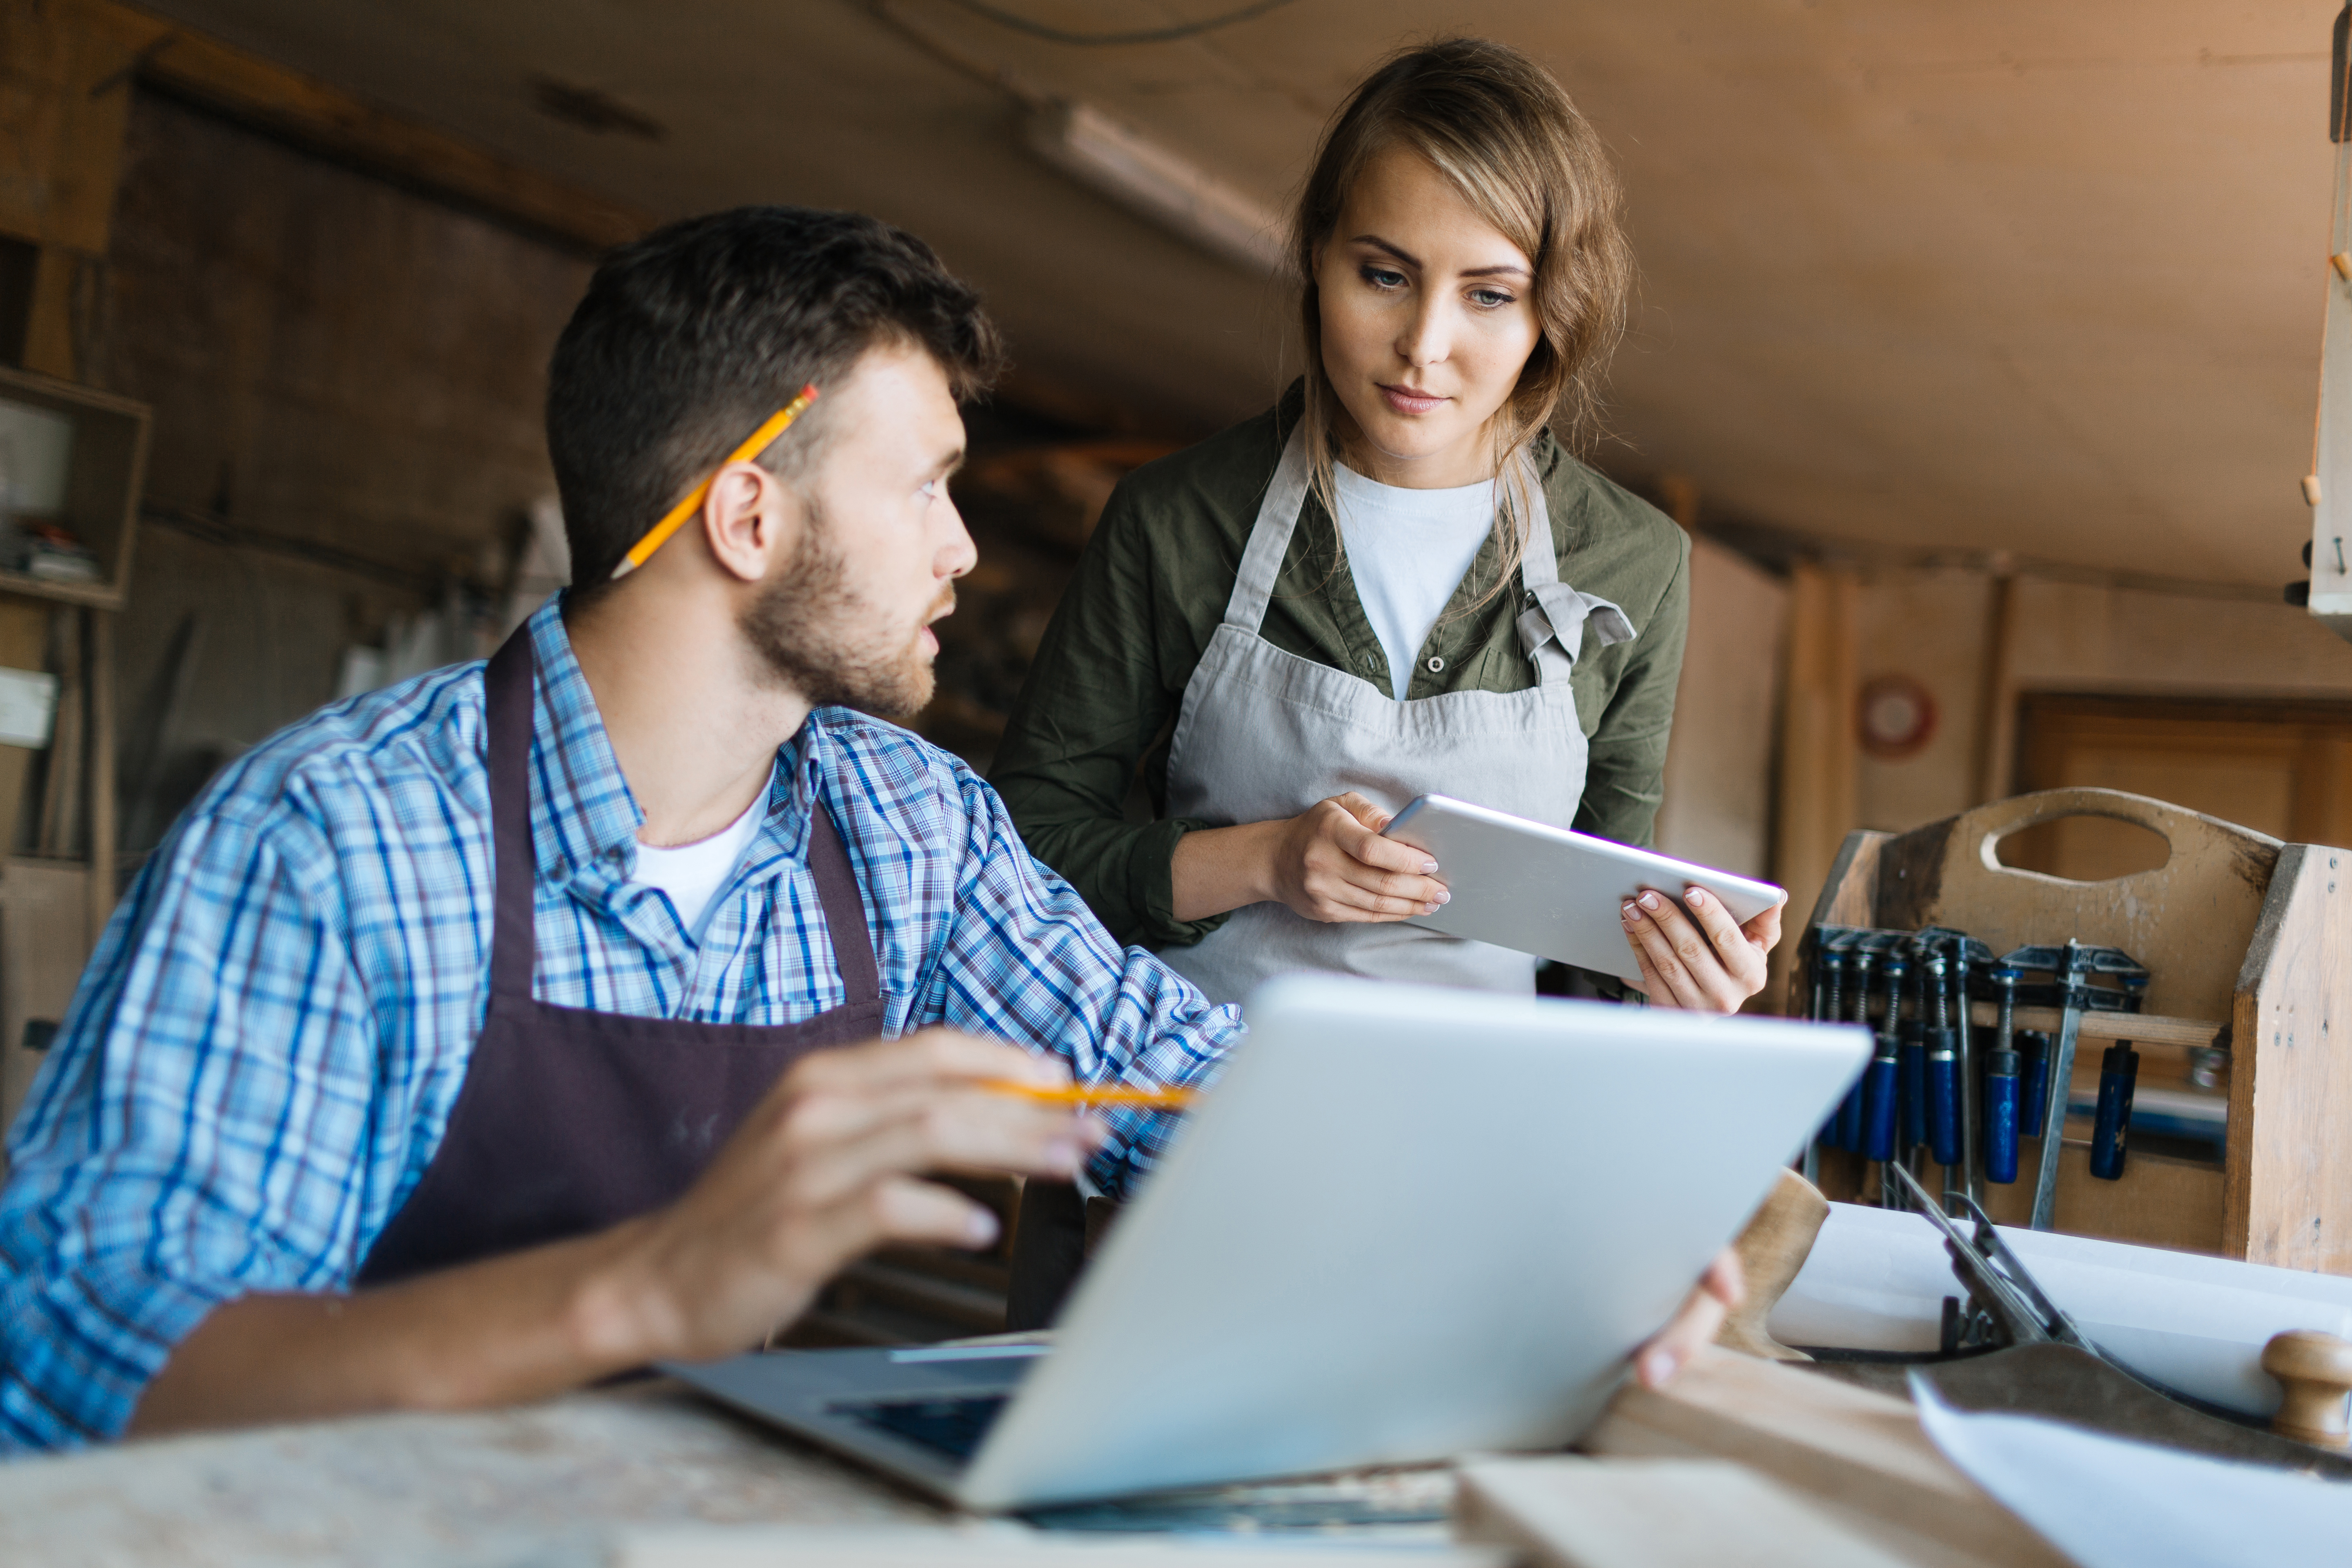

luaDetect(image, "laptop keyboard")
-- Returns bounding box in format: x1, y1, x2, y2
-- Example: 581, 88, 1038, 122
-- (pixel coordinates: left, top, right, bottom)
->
839, 1394, 1010, 1460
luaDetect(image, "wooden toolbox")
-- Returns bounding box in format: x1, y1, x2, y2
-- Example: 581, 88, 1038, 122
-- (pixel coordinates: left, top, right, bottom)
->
1800, 786, 2351, 1273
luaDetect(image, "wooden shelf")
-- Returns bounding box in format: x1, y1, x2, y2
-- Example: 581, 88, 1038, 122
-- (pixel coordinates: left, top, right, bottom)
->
0, 365, 148, 612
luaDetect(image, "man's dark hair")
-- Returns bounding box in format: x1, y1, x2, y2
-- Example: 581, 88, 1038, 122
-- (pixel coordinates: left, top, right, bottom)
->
546, 205, 1004, 590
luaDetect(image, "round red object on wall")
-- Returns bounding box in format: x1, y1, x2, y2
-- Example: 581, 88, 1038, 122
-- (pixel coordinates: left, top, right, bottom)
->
1858, 674, 1938, 760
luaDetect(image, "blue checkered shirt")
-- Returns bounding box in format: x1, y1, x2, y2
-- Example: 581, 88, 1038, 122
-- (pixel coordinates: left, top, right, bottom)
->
0, 597, 1239, 1451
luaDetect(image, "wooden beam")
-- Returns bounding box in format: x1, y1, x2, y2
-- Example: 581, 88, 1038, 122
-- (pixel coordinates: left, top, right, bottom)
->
125, 8, 653, 256
1769, 561, 1861, 1008
1970, 568, 2018, 805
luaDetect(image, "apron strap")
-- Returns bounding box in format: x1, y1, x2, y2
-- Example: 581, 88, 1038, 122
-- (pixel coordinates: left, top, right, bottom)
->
1222, 425, 1316, 633
804, 805, 882, 1005
484, 622, 883, 1009
485, 625, 542, 1004
1509, 452, 1634, 677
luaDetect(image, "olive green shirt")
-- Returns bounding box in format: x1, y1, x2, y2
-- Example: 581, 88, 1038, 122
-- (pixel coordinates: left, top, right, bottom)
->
991, 396, 1691, 951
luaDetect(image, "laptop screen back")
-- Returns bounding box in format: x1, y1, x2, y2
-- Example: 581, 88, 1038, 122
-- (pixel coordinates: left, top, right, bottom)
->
957, 974, 1868, 1510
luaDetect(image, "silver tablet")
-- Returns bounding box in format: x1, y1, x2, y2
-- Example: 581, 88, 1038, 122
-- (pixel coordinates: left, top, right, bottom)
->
1383, 793, 1787, 983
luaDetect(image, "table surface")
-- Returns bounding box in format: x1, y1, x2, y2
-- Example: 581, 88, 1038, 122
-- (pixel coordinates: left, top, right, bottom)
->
0, 1380, 945, 1568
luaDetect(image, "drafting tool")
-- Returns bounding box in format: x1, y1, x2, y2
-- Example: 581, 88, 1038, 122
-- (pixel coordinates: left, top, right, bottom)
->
608, 385, 821, 580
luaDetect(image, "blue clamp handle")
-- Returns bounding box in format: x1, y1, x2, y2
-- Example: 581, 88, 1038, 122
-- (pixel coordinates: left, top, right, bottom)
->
1983, 1048, 2020, 1184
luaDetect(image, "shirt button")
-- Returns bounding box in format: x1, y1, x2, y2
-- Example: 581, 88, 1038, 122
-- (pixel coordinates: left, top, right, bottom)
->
1425, 655, 1446, 674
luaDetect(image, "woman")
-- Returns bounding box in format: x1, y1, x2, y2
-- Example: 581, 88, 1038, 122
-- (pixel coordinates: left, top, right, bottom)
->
992, 38, 1776, 1013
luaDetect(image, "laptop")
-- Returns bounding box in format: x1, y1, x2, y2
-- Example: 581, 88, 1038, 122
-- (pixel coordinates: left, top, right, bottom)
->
666, 974, 1868, 1512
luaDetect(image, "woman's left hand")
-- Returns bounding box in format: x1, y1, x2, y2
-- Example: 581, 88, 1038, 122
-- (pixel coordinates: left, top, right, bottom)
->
1621, 885, 1780, 1013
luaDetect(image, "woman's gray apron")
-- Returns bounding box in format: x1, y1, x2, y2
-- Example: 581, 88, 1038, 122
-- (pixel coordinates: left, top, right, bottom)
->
1158, 427, 1632, 1005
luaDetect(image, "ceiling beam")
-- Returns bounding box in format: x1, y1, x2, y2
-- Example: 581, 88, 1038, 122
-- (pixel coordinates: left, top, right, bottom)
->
115, 0, 650, 256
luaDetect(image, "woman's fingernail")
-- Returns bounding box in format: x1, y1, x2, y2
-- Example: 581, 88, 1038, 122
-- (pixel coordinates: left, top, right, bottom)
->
1421, 860, 1440, 874
1642, 1348, 1677, 1387
1686, 886, 1708, 908
1433, 889, 1451, 904
1622, 902, 1642, 925
1639, 891, 1662, 910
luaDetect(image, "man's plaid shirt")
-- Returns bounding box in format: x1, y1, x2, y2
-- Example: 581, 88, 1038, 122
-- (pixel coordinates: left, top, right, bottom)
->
0, 597, 1237, 1450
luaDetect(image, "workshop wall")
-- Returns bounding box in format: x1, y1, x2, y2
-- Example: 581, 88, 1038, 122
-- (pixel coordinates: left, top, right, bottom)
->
1653, 537, 1787, 880
1850, 565, 2352, 837
96, 89, 591, 853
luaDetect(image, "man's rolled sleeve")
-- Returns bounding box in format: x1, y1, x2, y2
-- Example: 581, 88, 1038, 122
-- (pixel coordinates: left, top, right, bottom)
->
922, 762, 1241, 1198
0, 806, 380, 1451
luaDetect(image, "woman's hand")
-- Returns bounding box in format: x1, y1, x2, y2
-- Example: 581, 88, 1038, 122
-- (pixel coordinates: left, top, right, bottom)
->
1169, 793, 1449, 925
1621, 885, 1780, 1013
1267, 793, 1450, 924
1631, 1248, 1744, 1388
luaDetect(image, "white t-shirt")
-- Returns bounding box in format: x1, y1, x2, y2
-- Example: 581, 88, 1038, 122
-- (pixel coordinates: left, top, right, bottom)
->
1331, 463, 1499, 699
630, 760, 777, 936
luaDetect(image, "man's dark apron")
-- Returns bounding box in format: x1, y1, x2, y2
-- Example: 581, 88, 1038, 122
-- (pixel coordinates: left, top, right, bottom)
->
356, 628, 887, 1286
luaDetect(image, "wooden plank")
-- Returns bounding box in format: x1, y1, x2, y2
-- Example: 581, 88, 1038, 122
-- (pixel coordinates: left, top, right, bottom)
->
1772, 563, 1861, 922
1786, 828, 1888, 1013
123, 4, 652, 255
1969, 569, 2017, 806
1456, 1455, 1909, 1568
0, 0, 150, 254
36, 605, 82, 857
0, 599, 53, 858
1964, 1001, 2224, 1051
624, 1532, 1503, 1568
0, 857, 92, 1179
1581, 1349, 2067, 1568
2227, 844, 2352, 1271
85, 607, 114, 944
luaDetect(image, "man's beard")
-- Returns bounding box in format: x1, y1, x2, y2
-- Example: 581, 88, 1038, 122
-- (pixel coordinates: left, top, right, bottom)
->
739, 509, 945, 721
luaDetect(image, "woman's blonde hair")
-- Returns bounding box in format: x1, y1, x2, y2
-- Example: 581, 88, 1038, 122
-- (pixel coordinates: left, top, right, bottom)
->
1291, 38, 1633, 606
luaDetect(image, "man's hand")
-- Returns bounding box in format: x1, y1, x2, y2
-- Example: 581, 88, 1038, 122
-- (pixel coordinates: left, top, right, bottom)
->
133, 1031, 1102, 1436
1621, 886, 1782, 1013
1631, 1248, 1744, 1389
602, 1030, 1105, 1363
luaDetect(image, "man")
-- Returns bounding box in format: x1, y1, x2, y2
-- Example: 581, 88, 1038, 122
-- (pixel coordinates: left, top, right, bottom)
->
0, 207, 1733, 1452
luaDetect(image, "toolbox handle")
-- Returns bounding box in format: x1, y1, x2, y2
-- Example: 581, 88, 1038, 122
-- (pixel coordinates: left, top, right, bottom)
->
1967, 787, 2277, 884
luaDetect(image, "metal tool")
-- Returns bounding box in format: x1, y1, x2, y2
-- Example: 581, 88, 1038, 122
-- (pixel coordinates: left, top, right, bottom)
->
1923, 949, 1962, 1170
1896, 951, 1927, 1152
2017, 1028, 2050, 1137
2089, 1041, 2140, 1181
1883, 1160, 2089, 1354
1947, 935, 1989, 1206
1862, 955, 1902, 1168
1983, 1042, 2020, 1184
1880, 1160, 2352, 1479
1801, 940, 1847, 1178
1985, 965, 2022, 1185
1998, 942, 2149, 1230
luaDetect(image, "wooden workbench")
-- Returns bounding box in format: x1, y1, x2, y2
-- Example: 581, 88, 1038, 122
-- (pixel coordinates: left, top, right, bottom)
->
0, 1379, 940, 1568
0, 1352, 2069, 1568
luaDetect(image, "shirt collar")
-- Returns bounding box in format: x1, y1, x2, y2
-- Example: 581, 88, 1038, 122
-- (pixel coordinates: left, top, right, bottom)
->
519, 596, 826, 904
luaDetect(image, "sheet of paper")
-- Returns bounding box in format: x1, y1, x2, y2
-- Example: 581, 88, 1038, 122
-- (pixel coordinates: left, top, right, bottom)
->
1911, 1377, 2352, 1567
